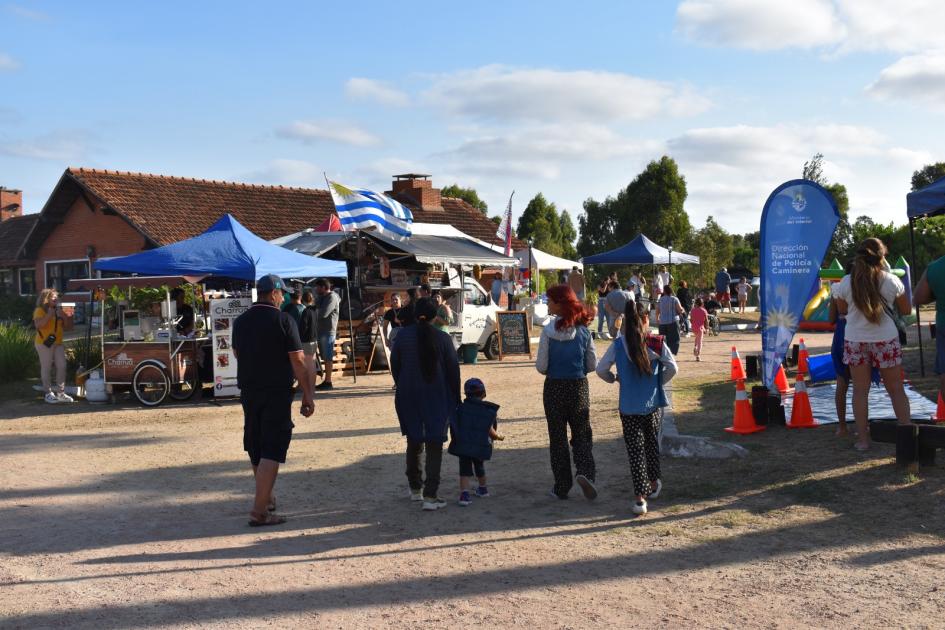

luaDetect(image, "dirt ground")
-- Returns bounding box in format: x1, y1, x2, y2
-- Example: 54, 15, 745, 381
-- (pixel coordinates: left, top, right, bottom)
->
2, 326, 944, 629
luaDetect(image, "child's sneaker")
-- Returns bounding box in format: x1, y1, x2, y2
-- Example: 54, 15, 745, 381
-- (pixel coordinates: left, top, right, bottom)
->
458, 490, 472, 506
475, 486, 490, 498
422, 497, 447, 511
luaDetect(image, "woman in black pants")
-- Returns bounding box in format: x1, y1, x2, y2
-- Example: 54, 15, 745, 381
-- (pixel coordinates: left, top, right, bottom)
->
535, 285, 598, 500
391, 298, 461, 510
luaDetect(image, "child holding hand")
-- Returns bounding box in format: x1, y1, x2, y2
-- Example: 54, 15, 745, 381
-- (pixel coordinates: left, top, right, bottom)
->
448, 378, 504, 506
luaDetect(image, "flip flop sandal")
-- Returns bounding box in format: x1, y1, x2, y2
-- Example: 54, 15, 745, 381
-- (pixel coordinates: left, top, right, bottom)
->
248, 512, 287, 527
267, 496, 277, 513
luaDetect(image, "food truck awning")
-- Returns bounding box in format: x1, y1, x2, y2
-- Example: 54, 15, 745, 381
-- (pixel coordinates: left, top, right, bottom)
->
366, 231, 518, 267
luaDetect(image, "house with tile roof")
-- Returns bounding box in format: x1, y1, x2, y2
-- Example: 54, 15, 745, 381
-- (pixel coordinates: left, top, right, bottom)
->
0, 187, 39, 296
20, 168, 523, 293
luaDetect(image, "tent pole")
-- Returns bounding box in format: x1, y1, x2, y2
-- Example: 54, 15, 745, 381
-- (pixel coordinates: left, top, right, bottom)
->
345, 273, 356, 384
909, 216, 925, 377
351, 229, 360, 384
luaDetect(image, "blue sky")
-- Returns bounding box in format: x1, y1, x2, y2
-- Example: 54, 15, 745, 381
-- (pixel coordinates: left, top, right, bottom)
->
2, 1, 944, 235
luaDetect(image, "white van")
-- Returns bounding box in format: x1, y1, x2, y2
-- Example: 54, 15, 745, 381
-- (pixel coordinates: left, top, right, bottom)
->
446, 277, 501, 359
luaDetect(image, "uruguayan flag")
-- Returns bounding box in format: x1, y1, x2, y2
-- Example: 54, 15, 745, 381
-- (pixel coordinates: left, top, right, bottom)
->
327, 180, 413, 239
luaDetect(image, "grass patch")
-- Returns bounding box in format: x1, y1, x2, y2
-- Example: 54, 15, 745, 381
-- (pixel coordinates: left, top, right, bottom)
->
0, 323, 38, 384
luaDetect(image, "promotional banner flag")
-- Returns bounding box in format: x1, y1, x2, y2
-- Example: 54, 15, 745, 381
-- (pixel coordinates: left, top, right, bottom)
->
760, 180, 839, 389
496, 191, 514, 257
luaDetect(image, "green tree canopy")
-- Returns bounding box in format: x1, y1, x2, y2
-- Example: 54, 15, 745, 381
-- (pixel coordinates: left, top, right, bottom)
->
440, 184, 488, 214
801, 153, 852, 264
516, 193, 578, 259
911, 162, 945, 191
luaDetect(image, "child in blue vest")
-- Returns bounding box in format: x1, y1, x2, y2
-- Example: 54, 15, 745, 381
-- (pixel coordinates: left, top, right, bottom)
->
448, 378, 504, 506
596, 301, 677, 515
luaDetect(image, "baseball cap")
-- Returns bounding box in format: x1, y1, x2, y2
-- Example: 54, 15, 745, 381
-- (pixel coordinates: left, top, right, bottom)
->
257, 274, 292, 293
464, 378, 486, 397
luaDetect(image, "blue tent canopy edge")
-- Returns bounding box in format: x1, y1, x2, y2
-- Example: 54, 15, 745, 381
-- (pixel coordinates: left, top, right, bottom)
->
95, 214, 348, 281
907, 175, 945, 219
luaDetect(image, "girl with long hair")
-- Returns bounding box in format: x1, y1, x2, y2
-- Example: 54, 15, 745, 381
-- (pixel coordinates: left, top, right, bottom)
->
832, 238, 912, 450
391, 297, 461, 509
597, 301, 677, 515
656, 284, 685, 355
535, 285, 598, 499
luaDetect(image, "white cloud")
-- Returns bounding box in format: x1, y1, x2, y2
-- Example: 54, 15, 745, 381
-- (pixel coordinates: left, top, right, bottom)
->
6, 4, 49, 20
435, 123, 660, 181
0, 130, 89, 161
0, 53, 19, 71
676, 0, 843, 50
244, 159, 322, 187
866, 51, 945, 110
422, 64, 711, 123
666, 123, 928, 229
345, 78, 409, 107
276, 120, 381, 147
676, 0, 945, 54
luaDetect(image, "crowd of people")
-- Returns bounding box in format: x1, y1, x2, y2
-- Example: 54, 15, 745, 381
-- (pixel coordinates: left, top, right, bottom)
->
226, 237, 944, 525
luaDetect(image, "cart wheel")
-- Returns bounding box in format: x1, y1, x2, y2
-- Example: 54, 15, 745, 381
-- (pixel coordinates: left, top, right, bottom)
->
483, 332, 499, 360
132, 361, 170, 407
169, 371, 200, 401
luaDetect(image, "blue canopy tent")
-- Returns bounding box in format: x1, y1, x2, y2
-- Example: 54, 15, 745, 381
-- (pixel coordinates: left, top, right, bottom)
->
580, 234, 699, 266
96, 214, 358, 382
95, 214, 347, 280
906, 176, 945, 376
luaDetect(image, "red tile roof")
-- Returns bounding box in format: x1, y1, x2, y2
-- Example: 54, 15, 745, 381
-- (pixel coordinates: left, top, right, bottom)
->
0, 214, 39, 266
25, 168, 523, 252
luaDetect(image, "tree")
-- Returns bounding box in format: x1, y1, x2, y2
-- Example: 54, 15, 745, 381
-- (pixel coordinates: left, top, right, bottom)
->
440, 184, 488, 214
802, 153, 827, 185
802, 154, 852, 263
559, 210, 578, 260
686, 217, 733, 287
911, 162, 945, 191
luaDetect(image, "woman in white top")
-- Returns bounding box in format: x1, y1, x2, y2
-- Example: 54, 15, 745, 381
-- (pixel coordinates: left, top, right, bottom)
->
832, 238, 912, 451
656, 285, 685, 356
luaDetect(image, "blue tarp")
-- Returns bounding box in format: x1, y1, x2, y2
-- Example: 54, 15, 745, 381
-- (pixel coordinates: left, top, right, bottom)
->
907, 176, 945, 219
95, 214, 348, 280
580, 233, 699, 265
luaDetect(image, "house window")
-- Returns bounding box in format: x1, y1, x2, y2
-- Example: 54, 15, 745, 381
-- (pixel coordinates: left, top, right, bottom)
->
0, 269, 12, 296
45, 260, 90, 293
19, 268, 36, 296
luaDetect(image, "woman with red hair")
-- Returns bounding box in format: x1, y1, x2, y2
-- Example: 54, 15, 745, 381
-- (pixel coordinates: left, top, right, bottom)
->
535, 285, 599, 500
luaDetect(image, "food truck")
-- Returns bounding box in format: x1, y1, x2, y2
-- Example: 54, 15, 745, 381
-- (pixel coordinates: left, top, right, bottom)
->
277, 227, 517, 359
68, 276, 209, 406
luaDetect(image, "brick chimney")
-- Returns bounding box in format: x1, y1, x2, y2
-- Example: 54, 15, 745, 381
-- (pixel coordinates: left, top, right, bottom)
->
0, 187, 23, 222
389, 174, 443, 212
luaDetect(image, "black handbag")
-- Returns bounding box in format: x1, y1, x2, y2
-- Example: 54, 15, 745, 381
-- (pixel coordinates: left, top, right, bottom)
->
882, 299, 908, 345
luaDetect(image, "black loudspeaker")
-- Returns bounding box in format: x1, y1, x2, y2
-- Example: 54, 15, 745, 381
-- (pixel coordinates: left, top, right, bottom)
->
751, 386, 769, 424
767, 392, 786, 426
788, 344, 799, 367
746, 355, 759, 379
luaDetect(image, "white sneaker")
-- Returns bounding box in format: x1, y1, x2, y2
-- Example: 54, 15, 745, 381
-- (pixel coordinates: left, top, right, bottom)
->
422, 497, 447, 511
648, 479, 662, 500
57, 392, 74, 403
409, 489, 423, 502
44, 392, 59, 404
632, 499, 648, 515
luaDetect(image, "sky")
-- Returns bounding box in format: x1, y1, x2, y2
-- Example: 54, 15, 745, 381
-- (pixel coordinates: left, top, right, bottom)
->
1, 0, 944, 236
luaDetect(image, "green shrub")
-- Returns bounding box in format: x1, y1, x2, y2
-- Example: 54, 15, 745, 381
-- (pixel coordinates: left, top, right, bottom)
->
0, 295, 35, 325
0, 323, 38, 384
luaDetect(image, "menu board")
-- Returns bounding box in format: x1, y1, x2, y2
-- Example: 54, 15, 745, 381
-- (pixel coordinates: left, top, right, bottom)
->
210, 297, 251, 397
496, 310, 531, 359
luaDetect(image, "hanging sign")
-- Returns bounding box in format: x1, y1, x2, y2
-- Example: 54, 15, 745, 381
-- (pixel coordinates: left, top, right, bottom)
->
760, 180, 839, 389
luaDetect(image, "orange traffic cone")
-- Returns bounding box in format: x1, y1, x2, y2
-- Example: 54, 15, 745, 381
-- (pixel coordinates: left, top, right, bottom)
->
725, 380, 765, 434
936, 392, 945, 422
787, 373, 816, 428
797, 338, 810, 375
730, 346, 746, 381
774, 365, 790, 393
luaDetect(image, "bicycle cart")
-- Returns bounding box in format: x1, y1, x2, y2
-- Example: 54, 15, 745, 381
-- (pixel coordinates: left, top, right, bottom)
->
68, 276, 209, 407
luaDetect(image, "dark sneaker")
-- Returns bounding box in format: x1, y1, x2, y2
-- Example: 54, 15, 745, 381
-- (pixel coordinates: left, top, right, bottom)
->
315, 381, 334, 391
549, 488, 568, 500
458, 490, 472, 506
475, 486, 490, 498
575, 474, 598, 500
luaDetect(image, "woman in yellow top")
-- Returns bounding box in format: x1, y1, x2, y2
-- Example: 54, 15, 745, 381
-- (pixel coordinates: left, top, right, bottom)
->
33, 288, 73, 404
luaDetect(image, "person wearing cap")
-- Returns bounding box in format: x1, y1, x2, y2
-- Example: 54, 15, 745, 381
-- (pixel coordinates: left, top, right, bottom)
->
232, 274, 314, 527
715, 267, 732, 313
447, 378, 503, 506
314, 278, 341, 390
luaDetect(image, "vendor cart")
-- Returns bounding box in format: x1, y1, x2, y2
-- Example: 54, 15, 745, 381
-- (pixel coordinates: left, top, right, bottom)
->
68, 276, 209, 407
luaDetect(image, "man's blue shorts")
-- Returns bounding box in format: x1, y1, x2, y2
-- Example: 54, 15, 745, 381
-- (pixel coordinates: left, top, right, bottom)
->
318, 333, 335, 361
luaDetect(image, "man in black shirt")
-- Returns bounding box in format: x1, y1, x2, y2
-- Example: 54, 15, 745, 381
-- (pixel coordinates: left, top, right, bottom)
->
232, 274, 314, 527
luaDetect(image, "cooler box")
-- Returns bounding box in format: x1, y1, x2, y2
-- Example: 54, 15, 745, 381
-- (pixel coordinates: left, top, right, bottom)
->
807, 353, 836, 383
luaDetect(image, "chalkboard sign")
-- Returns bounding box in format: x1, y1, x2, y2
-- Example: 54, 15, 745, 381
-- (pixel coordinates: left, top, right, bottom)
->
496, 310, 531, 359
